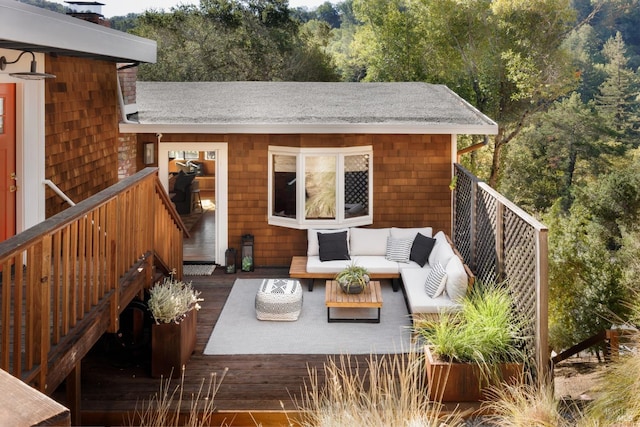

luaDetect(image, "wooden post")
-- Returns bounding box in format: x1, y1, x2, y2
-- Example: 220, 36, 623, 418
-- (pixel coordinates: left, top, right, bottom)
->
66, 362, 82, 426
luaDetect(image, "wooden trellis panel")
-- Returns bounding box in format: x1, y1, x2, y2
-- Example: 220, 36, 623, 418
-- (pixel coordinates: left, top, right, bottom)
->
453, 164, 549, 381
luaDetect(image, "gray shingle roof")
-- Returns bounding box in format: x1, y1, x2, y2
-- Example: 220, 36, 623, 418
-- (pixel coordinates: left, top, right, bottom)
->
133, 81, 497, 135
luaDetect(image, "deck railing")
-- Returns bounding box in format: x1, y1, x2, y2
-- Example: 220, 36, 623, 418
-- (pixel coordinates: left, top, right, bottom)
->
453, 164, 549, 380
0, 168, 185, 392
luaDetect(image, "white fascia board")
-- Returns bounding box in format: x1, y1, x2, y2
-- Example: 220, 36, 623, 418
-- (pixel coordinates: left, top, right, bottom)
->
120, 122, 499, 135
0, 1, 156, 63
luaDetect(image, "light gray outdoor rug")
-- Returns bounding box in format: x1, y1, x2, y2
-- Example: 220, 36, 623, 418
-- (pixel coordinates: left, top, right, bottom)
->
203, 279, 412, 355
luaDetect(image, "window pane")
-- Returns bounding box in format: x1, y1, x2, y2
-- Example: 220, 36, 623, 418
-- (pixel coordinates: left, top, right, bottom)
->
184, 151, 199, 160
305, 156, 336, 220
344, 154, 369, 218
273, 154, 296, 218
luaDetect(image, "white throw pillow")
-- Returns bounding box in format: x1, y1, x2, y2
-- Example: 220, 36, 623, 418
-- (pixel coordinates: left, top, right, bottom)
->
428, 231, 455, 267
350, 227, 390, 256
385, 237, 412, 263
445, 255, 468, 302
424, 262, 448, 298
307, 228, 349, 256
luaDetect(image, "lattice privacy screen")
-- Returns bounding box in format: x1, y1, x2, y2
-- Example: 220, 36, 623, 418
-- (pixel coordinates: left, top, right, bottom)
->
453, 164, 548, 379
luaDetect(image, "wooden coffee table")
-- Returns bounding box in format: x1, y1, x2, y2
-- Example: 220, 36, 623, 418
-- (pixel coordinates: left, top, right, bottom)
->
325, 280, 383, 323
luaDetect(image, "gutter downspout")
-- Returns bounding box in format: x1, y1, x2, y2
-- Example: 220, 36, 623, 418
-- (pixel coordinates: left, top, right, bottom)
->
116, 63, 139, 124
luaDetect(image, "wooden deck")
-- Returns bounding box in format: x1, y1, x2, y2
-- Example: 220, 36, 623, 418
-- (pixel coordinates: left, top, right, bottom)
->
53, 268, 392, 426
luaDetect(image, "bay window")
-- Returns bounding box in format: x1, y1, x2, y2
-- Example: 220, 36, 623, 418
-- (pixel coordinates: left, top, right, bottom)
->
268, 146, 373, 229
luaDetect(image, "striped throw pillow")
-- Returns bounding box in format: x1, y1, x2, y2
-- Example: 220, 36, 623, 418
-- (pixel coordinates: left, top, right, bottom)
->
425, 262, 448, 298
385, 237, 413, 263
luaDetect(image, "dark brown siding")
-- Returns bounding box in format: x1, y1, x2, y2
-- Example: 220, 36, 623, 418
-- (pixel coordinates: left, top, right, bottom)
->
153, 133, 453, 267
44, 55, 119, 217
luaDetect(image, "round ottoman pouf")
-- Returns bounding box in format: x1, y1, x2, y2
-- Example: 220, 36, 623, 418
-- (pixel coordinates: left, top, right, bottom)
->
255, 278, 303, 321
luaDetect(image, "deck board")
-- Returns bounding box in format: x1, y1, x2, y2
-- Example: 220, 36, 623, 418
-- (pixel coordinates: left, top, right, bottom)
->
53, 268, 389, 426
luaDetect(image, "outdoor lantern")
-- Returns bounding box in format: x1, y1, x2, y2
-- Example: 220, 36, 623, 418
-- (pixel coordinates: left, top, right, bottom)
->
225, 248, 236, 274
241, 234, 254, 272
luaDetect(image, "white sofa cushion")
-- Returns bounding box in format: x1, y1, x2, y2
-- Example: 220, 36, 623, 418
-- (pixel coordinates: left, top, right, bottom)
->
445, 255, 469, 302
306, 256, 400, 274
350, 227, 390, 256
307, 228, 349, 257
428, 231, 455, 267
401, 268, 462, 314
390, 226, 433, 240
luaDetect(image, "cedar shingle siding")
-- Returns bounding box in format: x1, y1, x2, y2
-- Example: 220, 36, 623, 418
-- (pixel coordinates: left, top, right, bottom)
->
155, 133, 452, 267
44, 55, 119, 217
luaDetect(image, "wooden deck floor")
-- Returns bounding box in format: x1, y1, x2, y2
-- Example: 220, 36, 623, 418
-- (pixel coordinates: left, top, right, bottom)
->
53, 269, 395, 426
50, 208, 479, 426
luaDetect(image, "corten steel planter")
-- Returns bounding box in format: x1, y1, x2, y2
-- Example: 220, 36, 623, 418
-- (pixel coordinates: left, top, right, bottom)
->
151, 311, 197, 378
424, 346, 524, 402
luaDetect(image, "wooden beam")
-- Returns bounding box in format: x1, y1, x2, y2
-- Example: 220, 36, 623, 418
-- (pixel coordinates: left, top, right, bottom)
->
0, 368, 70, 426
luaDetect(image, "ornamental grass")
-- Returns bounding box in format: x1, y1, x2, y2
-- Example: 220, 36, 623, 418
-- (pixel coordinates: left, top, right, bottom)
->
129, 366, 227, 427
296, 351, 465, 427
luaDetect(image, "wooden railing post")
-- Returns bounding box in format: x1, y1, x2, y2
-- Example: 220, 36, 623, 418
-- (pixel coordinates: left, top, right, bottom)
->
38, 236, 52, 392
536, 228, 550, 382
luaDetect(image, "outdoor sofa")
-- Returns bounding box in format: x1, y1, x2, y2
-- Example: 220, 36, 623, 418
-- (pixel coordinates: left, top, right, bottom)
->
289, 227, 474, 316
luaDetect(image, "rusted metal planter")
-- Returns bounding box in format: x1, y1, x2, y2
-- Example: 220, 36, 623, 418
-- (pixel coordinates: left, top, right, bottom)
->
151, 311, 197, 378
425, 346, 524, 402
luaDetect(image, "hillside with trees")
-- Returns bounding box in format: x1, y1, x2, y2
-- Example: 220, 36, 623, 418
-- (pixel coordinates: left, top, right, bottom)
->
24, 0, 640, 355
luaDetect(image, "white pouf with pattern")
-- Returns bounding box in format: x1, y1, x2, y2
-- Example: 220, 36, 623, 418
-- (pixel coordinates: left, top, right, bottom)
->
255, 278, 303, 321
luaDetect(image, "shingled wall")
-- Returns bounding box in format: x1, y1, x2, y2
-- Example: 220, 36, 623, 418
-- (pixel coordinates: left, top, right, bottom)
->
44, 55, 120, 217
153, 133, 453, 267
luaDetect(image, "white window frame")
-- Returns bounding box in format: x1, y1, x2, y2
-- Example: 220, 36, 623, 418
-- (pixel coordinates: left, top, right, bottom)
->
268, 145, 373, 229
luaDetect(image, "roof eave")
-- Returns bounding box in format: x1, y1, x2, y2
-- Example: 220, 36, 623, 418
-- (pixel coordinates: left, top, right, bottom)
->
0, 0, 156, 63
119, 122, 499, 135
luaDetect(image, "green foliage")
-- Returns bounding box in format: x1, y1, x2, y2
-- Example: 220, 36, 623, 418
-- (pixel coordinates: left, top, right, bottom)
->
132, 0, 338, 82
501, 92, 616, 214
545, 201, 630, 352
416, 282, 526, 366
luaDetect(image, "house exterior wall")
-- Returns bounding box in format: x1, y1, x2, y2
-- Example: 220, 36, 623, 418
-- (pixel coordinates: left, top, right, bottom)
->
44, 55, 120, 217
152, 132, 453, 267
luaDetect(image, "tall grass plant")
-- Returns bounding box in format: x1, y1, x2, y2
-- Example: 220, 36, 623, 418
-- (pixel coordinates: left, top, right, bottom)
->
296, 351, 465, 426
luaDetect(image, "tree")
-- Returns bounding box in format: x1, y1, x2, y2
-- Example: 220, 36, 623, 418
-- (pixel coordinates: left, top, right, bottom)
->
546, 201, 629, 354
595, 32, 640, 145
351, 0, 579, 187
501, 92, 615, 213
351, 0, 427, 82
315, 1, 341, 28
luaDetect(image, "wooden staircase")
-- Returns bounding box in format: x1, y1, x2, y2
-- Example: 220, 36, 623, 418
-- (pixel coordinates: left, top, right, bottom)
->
0, 168, 187, 425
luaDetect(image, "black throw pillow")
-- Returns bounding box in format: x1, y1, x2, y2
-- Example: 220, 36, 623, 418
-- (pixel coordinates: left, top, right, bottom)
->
318, 231, 351, 262
410, 233, 436, 267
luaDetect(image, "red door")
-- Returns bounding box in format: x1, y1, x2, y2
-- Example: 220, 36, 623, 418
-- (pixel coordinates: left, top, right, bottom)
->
0, 84, 16, 243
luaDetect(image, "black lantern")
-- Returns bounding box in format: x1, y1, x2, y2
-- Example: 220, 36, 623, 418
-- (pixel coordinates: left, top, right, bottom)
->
241, 234, 254, 272
225, 248, 236, 274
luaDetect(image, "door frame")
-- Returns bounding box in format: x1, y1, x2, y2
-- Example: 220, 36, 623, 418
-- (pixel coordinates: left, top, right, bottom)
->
158, 142, 228, 264
1, 49, 48, 237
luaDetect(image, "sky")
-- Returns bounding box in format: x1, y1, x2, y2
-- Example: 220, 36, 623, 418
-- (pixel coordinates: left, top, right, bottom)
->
55, 0, 328, 17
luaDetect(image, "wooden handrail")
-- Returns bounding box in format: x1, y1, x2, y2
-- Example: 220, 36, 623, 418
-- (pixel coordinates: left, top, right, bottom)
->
0, 168, 185, 394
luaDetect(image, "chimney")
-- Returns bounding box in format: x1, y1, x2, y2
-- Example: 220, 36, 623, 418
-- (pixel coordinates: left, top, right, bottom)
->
65, 1, 107, 26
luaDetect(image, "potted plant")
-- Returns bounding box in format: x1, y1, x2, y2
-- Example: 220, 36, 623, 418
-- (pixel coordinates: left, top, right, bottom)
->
148, 270, 203, 378
335, 261, 370, 294
414, 282, 526, 402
